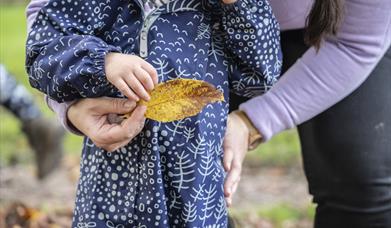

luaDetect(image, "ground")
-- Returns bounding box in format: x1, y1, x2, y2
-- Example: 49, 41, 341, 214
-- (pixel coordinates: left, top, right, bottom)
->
0, 156, 314, 228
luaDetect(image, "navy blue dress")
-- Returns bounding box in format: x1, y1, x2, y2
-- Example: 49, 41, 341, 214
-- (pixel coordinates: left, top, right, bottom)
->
26, 0, 282, 227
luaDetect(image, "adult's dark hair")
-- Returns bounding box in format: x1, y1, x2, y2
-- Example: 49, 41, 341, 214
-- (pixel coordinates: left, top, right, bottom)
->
305, 0, 345, 49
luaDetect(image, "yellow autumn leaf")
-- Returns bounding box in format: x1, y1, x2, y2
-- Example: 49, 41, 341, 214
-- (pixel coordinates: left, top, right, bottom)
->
125, 78, 224, 122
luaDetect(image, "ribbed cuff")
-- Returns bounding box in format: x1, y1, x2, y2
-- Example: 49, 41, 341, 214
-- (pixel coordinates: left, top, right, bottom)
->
90, 42, 121, 93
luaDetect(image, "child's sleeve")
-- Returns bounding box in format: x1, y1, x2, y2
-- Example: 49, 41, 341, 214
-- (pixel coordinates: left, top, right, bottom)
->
220, 0, 283, 98
26, 0, 121, 102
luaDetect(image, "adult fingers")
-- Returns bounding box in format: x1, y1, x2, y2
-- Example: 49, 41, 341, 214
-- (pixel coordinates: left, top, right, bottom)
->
125, 74, 151, 101
127, 105, 147, 122
122, 105, 147, 135
134, 67, 154, 91
222, 0, 237, 4
224, 160, 242, 199
101, 105, 146, 146
102, 139, 130, 152
92, 97, 137, 114
94, 120, 137, 149
223, 117, 235, 171
113, 80, 140, 101
94, 105, 146, 147
231, 180, 240, 197
100, 108, 146, 151
225, 179, 240, 207
93, 124, 128, 147
223, 136, 234, 172
99, 142, 119, 152
141, 61, 158, 85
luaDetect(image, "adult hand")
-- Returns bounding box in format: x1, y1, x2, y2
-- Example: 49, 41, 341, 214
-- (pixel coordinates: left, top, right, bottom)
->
223, 111, 250, 206
222, 0, 237, 4
67, 97, 146, 152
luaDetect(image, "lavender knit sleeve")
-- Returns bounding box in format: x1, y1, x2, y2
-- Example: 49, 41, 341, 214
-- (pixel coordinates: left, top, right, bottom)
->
26, 0, 83, 135
45, 97, 83, 135
26, 0, 48, 33
241, 0, 391, 141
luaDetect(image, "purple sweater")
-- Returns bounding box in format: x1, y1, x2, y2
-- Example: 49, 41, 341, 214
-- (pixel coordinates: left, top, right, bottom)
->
26, 0, 391, 140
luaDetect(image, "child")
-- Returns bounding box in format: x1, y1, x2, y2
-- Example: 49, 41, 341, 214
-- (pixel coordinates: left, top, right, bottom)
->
26, 0, 282, 227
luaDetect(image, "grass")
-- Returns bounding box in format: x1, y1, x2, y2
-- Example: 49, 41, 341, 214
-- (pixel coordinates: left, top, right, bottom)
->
0, 5, 29, 79
230, 203, 316, 228
250, 129, 301, 167
257, 203, 315, 227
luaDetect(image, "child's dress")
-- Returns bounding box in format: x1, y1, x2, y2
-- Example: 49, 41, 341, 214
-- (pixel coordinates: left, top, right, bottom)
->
26, 0, 282, 227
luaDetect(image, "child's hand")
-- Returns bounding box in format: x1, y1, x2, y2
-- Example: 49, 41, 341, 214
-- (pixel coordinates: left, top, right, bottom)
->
105, 53, 158, 101
222, 0, 237, 4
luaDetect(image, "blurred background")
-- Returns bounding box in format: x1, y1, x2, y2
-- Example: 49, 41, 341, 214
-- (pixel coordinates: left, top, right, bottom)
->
0, 1, 314, 227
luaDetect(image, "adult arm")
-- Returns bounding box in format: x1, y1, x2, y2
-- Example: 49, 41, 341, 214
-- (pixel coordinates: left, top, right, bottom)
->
224, 0, 391, 204
240, 0, 391, 141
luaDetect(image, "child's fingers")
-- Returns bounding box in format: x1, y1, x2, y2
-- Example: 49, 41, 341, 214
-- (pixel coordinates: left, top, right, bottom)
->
141, 62, 159, 85
134, 67, 155, 91
125, 74, 151, 101
115, 80, 140, 101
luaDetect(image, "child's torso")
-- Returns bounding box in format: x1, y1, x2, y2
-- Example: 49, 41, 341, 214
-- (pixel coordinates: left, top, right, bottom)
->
95, 0, 228, 83
76, 1, 230, 226
91, 0, 230, 153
